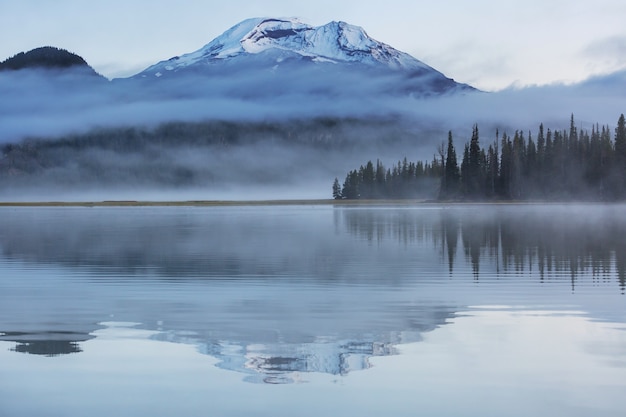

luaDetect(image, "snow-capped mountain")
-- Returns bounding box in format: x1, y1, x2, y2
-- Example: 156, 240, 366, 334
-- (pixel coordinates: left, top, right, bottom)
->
134, 18, 474, 95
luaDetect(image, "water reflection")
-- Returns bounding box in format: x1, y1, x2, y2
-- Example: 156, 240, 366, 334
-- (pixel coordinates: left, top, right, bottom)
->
161, 334, 400, 384
0, 204, 623, 385
152, 302, 453, 383
2, 205, 624, 291
339, 204, 626, 293
1, 331, 94, 356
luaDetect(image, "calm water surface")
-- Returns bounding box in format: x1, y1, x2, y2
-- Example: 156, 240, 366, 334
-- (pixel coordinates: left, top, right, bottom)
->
0, 204, 625, 417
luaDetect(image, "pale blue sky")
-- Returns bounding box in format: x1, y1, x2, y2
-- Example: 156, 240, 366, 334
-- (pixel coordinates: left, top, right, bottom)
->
1, 0, 625, 90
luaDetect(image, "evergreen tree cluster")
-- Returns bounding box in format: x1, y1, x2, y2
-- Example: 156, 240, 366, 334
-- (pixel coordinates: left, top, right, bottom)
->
333, 157, 441, 199
335, 114, 626, 201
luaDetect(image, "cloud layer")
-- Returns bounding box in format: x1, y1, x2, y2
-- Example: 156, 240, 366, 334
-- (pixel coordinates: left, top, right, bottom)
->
1, 65, 624, 145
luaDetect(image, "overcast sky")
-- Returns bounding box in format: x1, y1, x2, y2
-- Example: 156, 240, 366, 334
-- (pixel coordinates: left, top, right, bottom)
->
1, 0, 626, 91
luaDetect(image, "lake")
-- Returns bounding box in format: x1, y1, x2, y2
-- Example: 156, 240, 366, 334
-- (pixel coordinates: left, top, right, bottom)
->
0, 203, 625, 417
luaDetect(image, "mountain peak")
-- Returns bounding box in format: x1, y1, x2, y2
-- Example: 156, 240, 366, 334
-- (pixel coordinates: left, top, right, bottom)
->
134, 17, 474, 95
140, 17, 435, 75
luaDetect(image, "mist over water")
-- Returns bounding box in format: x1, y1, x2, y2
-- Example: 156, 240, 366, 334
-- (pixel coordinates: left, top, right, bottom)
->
0, 204, 624, 298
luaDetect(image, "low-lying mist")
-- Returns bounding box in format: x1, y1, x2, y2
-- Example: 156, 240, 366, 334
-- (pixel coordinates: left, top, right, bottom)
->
0, 117, 440, 201
1, 65, 624, 200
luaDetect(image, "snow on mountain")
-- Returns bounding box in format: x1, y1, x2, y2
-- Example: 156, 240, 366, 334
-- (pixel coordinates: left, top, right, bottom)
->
152, 17, 431, 72
135, 17, 472, 94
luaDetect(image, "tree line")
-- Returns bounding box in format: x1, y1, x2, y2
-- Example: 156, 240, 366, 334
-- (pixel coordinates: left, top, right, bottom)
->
332, 157, 442, 200
334, 114, 626, 201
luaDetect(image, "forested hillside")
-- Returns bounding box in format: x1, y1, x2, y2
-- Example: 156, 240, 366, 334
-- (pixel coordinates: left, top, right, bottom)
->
0, 46, 102, 77
0, 117, 421, 197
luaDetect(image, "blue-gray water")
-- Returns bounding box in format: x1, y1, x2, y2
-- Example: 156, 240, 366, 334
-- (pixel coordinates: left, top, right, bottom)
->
0, 204, 625, 417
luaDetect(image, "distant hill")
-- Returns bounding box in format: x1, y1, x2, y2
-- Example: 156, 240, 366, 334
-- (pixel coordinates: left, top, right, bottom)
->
0, 46, 103, 78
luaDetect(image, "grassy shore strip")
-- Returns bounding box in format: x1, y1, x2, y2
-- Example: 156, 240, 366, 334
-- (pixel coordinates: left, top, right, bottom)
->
0, 200, 585, 207
0, 199, 451, 207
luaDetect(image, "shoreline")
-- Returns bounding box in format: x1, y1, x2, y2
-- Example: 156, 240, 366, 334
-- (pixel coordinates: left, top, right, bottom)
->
0, 199, 431, 207
0, 199, 618, 207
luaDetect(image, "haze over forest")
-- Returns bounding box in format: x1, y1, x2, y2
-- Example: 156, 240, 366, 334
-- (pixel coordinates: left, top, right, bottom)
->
0, 18, 625, 201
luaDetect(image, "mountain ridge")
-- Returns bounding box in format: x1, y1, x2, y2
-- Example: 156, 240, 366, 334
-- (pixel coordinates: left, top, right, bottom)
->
132, 17, 474, 95
0, 19, 476, 96
140, 18, 435, 73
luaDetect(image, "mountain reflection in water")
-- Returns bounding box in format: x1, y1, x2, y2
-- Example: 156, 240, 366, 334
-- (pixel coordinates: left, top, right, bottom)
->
1, 331, 93, 356
0, 204, 624, 384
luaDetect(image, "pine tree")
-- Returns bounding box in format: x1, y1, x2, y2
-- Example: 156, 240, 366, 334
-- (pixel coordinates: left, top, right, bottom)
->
461, 143, 470, 196
375, 159, 386, 198
464, 124, 484, 198
342, 170, 360, 199
615, 114, 626, 164
614, 114, 626, 198
361, 160, 375, 199
525, 132, 537, 196
536, 123, 546, 182
332, 177, 342, 199
485, 142, 499, 198
441, 131, 460, 199
499, 133, 512, 198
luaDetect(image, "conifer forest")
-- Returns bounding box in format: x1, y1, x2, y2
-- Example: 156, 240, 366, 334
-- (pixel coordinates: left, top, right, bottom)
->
334, 114, 626, 201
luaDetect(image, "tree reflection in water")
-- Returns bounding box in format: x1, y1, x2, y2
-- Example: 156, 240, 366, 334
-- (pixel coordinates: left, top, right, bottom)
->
340, 204, 626, 293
